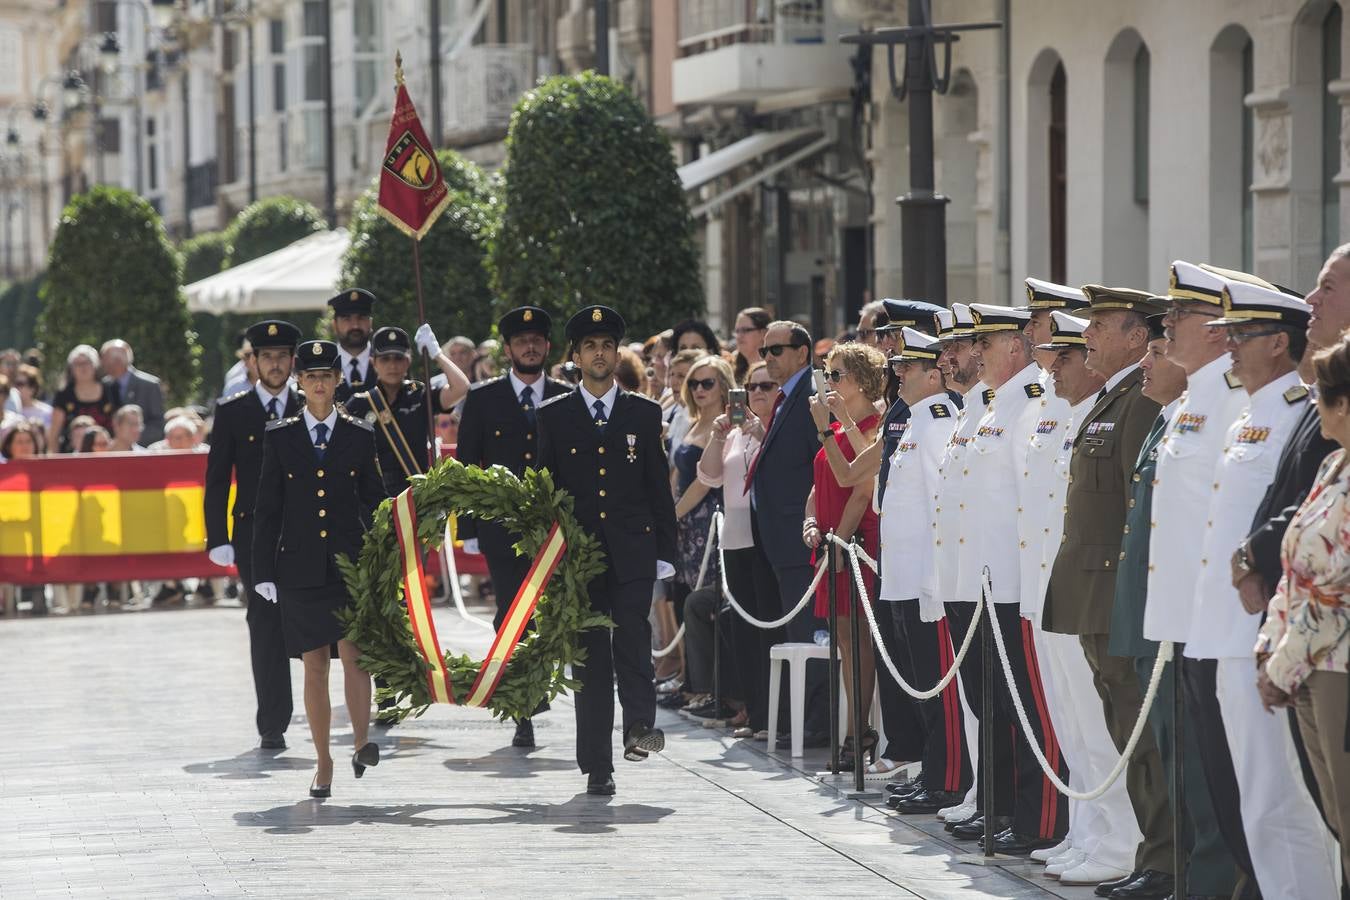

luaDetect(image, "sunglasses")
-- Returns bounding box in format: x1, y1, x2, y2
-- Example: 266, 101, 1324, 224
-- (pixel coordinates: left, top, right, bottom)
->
762, 342, 806, 357
823, 370, 846, 383
746, 381, 778, 392
1225, 327, 1285, 343
688, 377, 719, 391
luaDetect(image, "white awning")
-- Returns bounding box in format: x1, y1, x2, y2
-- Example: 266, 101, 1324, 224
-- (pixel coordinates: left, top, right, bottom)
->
677, 127, 821, 192
185, 230, 351, 316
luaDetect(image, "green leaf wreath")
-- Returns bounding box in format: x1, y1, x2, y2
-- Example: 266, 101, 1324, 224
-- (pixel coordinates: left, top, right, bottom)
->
337, 457, 609, 722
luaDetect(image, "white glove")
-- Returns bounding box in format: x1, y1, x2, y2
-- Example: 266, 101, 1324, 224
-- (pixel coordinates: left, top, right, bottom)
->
656, 559, 675, 580
254, 582, 278, 604
414, 323, 441, 358
207, 544, 235, 567
461, 538, 480, 555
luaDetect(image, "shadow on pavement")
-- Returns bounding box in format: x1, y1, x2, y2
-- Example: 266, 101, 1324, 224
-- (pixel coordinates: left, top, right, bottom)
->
442, 747, 578, 779
232, 796, 676, 835
183, 749, 317, 780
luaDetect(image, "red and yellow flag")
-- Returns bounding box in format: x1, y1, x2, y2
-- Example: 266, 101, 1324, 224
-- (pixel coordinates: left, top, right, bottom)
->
376, 54, 450, 241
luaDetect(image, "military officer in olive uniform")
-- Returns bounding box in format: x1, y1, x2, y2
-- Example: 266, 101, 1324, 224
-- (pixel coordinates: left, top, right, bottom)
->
329, 288, 378, 405
204, 319, 305, 750
344, 324, 470, 497
1043, 286, 1175, 898
253, 339, 386, 799
536, 305, 678, 796
455, 306, 571, 748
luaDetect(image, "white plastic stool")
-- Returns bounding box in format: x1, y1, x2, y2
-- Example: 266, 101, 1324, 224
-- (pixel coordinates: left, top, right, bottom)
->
767, 642, 835, 758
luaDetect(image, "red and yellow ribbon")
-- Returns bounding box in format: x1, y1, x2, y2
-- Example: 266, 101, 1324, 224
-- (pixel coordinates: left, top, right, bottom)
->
392, 487, 455, 704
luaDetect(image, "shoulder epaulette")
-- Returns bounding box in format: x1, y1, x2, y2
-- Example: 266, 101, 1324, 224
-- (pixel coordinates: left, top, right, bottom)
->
218, 389, 250, 406
981, 388, 995, 406
265, 416, 299, 431
1224, 370, 1243, 390
339, 411, 374, 432
470, 375, 507, 391
930, 403, 951, 419
537, 392, 572, 411
1284, 384, 1310, 404
1024, 382, 1044, 398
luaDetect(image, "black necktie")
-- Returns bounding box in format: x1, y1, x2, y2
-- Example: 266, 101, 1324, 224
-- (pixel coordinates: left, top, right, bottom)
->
266, 397, 279, 420
350, 358, 361, 385
1096, 387, 1108, 404
592, 399, 607, 432
313, 422, 328, 461
521, 385, 536, 427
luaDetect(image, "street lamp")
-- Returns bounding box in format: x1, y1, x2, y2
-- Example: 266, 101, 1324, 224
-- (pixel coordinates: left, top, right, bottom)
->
62, 71, 87, 113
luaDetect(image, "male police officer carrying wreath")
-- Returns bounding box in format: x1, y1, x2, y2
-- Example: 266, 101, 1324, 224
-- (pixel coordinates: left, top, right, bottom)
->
536, 305, 678, 796
204, 319, 305, 750
456, 306, 570, 748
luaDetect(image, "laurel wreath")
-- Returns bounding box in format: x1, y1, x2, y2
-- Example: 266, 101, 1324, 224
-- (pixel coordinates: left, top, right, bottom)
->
337, 457, 609, 722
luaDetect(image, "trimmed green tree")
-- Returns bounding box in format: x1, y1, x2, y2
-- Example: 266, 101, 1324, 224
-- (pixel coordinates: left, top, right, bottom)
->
180, 230, 229, 283
0, 274, 46, 352
224, 196, 327, 267
339, 149, 499, 337
38, 186, 200, 403
490, 72, 703, 341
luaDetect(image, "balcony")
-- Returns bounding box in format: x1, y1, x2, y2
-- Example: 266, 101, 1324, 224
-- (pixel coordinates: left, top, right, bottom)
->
443, 44, 534, 146
672, 1, 853, 106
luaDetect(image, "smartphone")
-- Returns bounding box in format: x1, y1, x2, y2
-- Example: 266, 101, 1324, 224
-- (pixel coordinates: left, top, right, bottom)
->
812, 366, 828, 399
728, 388, 748, 425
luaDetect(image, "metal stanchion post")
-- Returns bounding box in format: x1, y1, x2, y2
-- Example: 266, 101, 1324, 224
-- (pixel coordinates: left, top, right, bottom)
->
1173, 652, 1187, 900
828, 536, 840, 775
711, 508, 722, 726
981, 598, 996, 859
845, 538, 878, 798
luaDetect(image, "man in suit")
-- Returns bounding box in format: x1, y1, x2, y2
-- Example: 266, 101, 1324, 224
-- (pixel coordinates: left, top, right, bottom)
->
204, 320, 305, 750
536, 305, 678, 796
745, 320, 827, 746
1043, 286, 1173, 896
456, 306, 571, 748
329, 288, 378, 404
101, 339, 165, 444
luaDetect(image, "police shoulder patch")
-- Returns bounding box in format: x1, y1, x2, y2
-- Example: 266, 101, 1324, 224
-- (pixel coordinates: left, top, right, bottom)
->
218, 389, 251, 406
340, 412, 375, 432
537, 392, 572, 412
1224, 370, 1243, 390
981, 388, 996, 406
930, 403, 951, 419
265, 416, 299, 431
1024, 382, 1044, 398
1283, 384, 1310, 404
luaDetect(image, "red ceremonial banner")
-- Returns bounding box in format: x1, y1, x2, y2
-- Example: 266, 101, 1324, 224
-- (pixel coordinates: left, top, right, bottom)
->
376, 68, 451, 241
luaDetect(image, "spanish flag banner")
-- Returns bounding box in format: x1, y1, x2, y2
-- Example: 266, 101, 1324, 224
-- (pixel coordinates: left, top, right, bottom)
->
376, 52, 451, 241
0, 453, 214, 585
391, 487, 455, 704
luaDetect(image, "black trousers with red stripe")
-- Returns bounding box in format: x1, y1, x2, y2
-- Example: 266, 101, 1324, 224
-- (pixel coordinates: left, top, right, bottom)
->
893, 599, 970, 794
944, 601, 1069, 839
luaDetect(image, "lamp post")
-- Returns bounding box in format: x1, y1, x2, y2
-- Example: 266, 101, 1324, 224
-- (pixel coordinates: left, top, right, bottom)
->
840, 4, 1000, 304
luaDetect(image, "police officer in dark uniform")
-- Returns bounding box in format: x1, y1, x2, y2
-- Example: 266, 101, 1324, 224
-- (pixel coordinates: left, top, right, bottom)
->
536, 305, 678, 796
252, 339, 386, 799
204, 319, 305, 750
344, 324, 470, 497
329, 288, 378, 404
455, 306, 571, 748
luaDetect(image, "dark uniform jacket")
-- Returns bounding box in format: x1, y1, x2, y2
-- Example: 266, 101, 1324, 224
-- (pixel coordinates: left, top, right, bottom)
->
749, 367, 817, 571
455, 374, 572, 542
252, 411, 385, 589
334, 357, 375, 405
1044, 368, 1160, 636
1244, 402, 1338, 588
536, 388, 678, 585
204, 387, 305, 551
1108, 411, 1167, 658
344, 380, 447, 496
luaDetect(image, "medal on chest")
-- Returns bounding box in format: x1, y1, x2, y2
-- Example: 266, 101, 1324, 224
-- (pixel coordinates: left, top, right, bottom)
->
1175, 412, 1207, 434
626, 433, 637, 463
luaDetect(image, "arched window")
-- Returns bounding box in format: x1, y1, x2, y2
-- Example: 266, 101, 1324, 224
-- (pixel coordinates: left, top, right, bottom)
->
1103, 29, 1148, 285
1323, 4, 1343, 258
938, 69, 979, 301
1050, 63, 1067, 282
1133, 45, 1150, 205
1025, 50, 1066, 283
1209, 25, 1255, 269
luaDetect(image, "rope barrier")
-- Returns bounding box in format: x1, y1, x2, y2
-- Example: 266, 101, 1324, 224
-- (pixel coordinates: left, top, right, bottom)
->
713, 511, 827, 629
652, 505, 721, 658
980, 567, 1172, 802
824, 532, 982, 700
441, 523, 495, 630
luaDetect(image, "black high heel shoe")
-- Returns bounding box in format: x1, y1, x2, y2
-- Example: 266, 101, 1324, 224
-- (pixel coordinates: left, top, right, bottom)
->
352, 741, 380, 779
309, 775, 331, 799
839, 728, 879, 769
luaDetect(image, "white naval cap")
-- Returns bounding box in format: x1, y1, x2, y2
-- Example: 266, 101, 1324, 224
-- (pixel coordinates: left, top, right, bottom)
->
1024, 277, 1090, 310
891, 326, 943, 361
1211, 280, 1312, 327
1035, 311, 1090, 350
1169, 260, 1274, 306
969, 302, 1032, 332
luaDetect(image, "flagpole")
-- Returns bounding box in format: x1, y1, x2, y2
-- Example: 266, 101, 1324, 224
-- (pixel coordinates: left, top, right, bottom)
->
411, 236, 436, 473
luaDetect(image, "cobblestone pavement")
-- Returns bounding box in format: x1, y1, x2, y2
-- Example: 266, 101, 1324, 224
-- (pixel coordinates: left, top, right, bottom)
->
0, 605, 1099, 899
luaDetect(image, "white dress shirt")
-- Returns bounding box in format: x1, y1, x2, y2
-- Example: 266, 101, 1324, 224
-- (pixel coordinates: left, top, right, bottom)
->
338, 346, 372, 383
1017, 370, 1075, 624
931, 380, 989, 606
1144, 353, 1249, 643
580, 381, 619, 422
302, 407, 338, 445
957, 363, 1045, 606
255, 383, 291, 417
879, 393, 958, 617
508, 369, 544, 406
1186, 371, 1310, 660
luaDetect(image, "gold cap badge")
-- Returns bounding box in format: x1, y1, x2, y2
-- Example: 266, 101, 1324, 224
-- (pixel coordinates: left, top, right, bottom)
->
592, 309, 602, 322
349, 291, 358, 301
312, 343, 322, 355
267, 324, 277, 336
523, 310, 533, 322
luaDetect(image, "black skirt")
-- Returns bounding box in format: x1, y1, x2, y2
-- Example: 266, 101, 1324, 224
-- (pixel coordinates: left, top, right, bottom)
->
278, 579, 351, 658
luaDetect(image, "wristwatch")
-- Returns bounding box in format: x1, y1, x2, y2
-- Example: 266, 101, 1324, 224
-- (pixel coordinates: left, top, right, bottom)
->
1232, 542, 1254, 577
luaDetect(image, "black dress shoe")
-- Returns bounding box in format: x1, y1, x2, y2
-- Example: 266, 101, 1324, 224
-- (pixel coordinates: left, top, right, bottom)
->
512, 718, 536, 748
586, 773, 616, 796
991, 831, 1060, 855
352, 741, 380, 778
624, 723, 665, 762
891, 789, 965, 814
1095, 871, 1141, 897
944, 811, 980, 833
952, 814, 1013, 840
884, 776, 924, 797
259, 734, 286, 750
1108, 870, 1174, 899
309, 776, 331, 799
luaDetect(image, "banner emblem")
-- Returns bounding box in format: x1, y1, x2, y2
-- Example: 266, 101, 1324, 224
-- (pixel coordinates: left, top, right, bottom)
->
384, 131, 437, 190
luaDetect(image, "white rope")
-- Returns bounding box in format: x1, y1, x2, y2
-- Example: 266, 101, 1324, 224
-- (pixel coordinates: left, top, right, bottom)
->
713, 511, 826, 629
652, 504, 721, 658
980, 567, 1173, 802
825, 533, 982, 701
652, 623, 685, 658
441, 522, 494, 630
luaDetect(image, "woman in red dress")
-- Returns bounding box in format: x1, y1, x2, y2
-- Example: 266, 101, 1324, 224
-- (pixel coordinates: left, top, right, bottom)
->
801, 341, 887, 767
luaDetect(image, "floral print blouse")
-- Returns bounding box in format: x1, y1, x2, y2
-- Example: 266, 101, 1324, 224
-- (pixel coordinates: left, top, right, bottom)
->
1256, 448, 1350, 693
